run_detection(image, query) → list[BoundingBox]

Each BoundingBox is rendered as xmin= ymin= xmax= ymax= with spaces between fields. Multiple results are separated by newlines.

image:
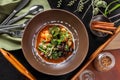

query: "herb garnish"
xmin=38 ymin=25 xmax=74 ymax=59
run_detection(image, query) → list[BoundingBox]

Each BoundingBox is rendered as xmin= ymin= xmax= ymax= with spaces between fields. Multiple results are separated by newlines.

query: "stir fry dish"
xmin=36 ymin=24 xmax=74 ymax=63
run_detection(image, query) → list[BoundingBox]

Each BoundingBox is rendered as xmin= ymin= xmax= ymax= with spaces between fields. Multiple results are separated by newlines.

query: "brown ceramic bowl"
xmin=22 ymin=9 xmax=89 ymax=75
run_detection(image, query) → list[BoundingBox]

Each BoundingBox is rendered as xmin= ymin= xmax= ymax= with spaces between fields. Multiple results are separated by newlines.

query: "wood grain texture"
xmin=71 ymin=26 xmax=120 ymax=80
xmin=85 ymin=49 xmax=120 ymax=80
xmin=104 ymin=32 xmax=120 ymax=50
xmin=0 ymin=49 xmax=36 ymax=80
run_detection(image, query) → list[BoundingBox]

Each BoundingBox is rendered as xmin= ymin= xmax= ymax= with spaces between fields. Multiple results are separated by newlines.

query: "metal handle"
xmin=0 ymin=24 xmax=23 ymax=30
xmin=0 ymin=30 xmax=11 ymax=35
xmin=1 ymin=10 xmax=17 ymax=25
xmin=0 ymin=30 xmax=23 ymax=38
xmin=7 ymin=12 xmax=28 ymax=25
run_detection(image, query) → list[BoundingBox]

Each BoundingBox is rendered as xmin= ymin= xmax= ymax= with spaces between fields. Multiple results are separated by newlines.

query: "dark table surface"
xmin=0 ymin=0 xmax=120 ymax=80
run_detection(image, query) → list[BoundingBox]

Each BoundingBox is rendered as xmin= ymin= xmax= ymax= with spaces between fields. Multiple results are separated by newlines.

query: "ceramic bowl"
xmin=22 ymin=9 xmax=89 ymax=75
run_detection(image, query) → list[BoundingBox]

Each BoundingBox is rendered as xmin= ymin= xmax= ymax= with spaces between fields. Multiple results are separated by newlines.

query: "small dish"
xmin=94 ymin=52 xmax=115 ymax=72
xmin=78 ymin=69 xmax=95 ymax=80
xmin=90 ymin=15 xmax=111 ymax=37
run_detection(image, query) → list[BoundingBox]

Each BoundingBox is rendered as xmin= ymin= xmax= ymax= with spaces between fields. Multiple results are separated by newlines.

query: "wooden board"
xmin=76 ymin=49 xmax=120 ymax=80
xmin=71 ymin=26 xmax=120 ymax=80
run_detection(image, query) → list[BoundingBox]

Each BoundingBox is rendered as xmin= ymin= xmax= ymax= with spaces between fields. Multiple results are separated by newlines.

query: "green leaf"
xmin=96 ymin=1 xmax=107 ymax=8
xmin=94 ymin=0 xmax=100 ymax=5
xmin=49 ymin=26 xmax=60 ymax=37
xmin=57 ymin=0 xmax=62 ymax=8
xmin=108 ymin=4 xmax=120 ymax=14
xmin=67 ymin=0 xmax=77 ymax=6
xmin=52 ymin=52 xmax=59 ymax=59
xmin=59 ymin=31 xmax=67 ymax=42
xmin=58 ymin=51 xmax=62 ymax=56
xmin=57 ymin=39 xmax=62 ymax=45
xmin=104 ymin=0 xmax=119 ymax=15
xmin=51 ymin=39 xmax=58 ymax=46
xmin=93 ymin=7 xmax=99 ymax=15
xmin=38 ymin=46 xmax=46 ymax=53
xmin=47 ymin=43 xmax=53 ymax=48
xmin=65 ymin=44 xmax=69 ymax=51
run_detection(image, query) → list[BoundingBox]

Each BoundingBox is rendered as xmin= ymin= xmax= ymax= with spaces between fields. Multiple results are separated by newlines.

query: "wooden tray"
xmin=71 ymin=26 xmax=120 ymax=80
xmin=75 ymin=49 xmax=120 ymax=80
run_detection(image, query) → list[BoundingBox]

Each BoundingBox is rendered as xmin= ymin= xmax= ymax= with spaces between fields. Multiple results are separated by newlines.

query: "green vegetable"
xmin=104 ymin=0 xmax=119 ymax=15
xmin=96 ymin=1 xmax=107 ymax=8
xmin=74 ymin=0 xmax=85 ymax=12
xmin=67 ymin=0 xmax=77 ymax=6
xmin=57 ymin=0 xmax=63 ymax=8
xmin=60 ymin=32 xmax=66 ymax=41
xmin=47 ymin=43 xmax=53 ymax=48
xmin=93 ymin=0 xmax=100 ymax=5
xmin=92 ymin=0 xmax=108 ymax=15
xmin=38 ymin=25 xmax=74 ymax=60
xmin=51 ymin=39 xmax=58 ymax=46
xmin=38 ymin=45 xmax=46 ymax=53
xmin=107 ymin=3 xmax=120 ymax=15
xmin=58 ymin=51 xmax=62 ymax=56
xmin=49 ymin=26 xmax=60 ymax=37
xmin=57 ymin=0 xmax=108 ymax=16
xmin=65 ymin=44 xmax=69 ymax=51
xmin=60 ymin=31 xmax=70 ymax=42
xmin=51 ymin=51 xmax=59 ymax=59
xmin=93 ymin=7 xmax=99 ymax=15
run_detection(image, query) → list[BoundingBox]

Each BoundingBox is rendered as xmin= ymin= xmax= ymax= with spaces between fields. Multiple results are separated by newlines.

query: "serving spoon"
xmin=7 ymin=5 xmax=44 ymax=25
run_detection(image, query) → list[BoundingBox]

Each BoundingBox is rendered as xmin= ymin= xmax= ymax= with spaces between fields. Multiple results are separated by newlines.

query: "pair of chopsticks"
xmin=0 ymin=48 xmax=36 ymax=80
xmin=71 ymin=26 xmax=120 ymax=80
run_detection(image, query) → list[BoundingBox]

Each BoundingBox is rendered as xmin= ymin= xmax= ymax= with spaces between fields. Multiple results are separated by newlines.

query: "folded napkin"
xmin=0 ymin=0 xmax=51 ymax=50
xmin=0 ymin=0 xmax=21 ymax=23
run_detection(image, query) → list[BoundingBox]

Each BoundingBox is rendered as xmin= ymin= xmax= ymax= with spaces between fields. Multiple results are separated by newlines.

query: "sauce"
xmin=36 ymin=24 xmax=74 ymax=63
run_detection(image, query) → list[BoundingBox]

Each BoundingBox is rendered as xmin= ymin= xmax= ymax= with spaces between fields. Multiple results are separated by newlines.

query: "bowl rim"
xmin=22 ymin=9 xmax=89 ymax=75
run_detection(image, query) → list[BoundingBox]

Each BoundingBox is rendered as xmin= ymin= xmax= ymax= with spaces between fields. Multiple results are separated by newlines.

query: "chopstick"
xmin=71 ymin=26 xmax=120 ymax=80
xmin=0 ymin=48 xmax=36 ymax=80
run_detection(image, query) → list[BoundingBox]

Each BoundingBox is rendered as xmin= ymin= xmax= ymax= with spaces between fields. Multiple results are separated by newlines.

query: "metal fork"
xmin=0 ymin=24 xmax=24 ymax=30
xmin=0 ymin=19 xmax=29 ymax=30
xmin=0 ymin=19 xmax=29 ymax=38
xmin=0 ymin=30 xmax=24 ymax=38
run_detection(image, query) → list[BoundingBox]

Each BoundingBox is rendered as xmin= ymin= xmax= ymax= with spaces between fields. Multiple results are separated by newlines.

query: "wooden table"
xmin=76 ymin=49 xmax=120 ymax=80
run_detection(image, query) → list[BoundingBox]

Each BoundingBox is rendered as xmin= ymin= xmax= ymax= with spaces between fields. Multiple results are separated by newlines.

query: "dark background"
xmin=0 ymin=0 xmax=120 ymax=80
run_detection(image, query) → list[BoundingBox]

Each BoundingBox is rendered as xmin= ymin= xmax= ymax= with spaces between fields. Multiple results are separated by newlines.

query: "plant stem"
xmin=82 ymin=3 xmax=92 ymax=19
xmin=108 ymin=4 xmax=120 ymax=14
xmin=104 ymin=0 xmax=119 ymax=15
xmin=109 ymin=13 xmax=120 ymax=19
xmin=74 ymin=0 xmax=89 ymax=12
